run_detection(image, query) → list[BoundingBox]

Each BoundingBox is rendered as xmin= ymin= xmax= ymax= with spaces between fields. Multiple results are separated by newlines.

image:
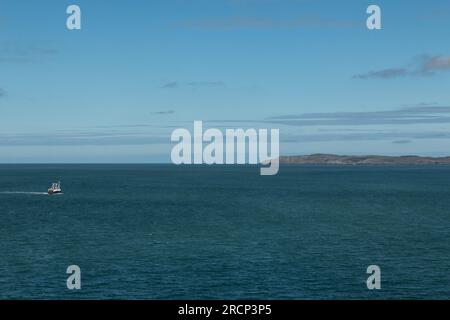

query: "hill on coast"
xmin=279 ymin=154 xmax=450 ymax=165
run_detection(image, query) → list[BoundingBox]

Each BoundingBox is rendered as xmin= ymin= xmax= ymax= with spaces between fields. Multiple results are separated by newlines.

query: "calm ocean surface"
xmin=0 ymin=164 xmax=449 ymax=299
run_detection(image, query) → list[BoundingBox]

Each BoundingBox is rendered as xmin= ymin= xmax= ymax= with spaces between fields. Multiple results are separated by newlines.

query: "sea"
xmin=0 ymin=164 xmax=449 ymax=299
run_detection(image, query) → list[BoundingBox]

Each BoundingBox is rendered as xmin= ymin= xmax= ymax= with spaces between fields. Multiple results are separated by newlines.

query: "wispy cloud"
xmin=401 ymin=102 xmax=439 ymax=108
xmin=353 ymin=68 xmax=409 ymax=80
xmin=203 ymin=105 xmax=450 ymax=145
xmin=353 ymin=55 xmax=450 ymax=79
xmin=0 ymin=42 xmax=58 ymax=64
xmin=187 ymin=81 xmax=225 ymax=87
xmin=393 ymin=140 xmax=412 ymax=144
xmin=161 ymin=81 xmax=179 ymax=89
xmin=279 ymin=131 xmax=450 ymax=143
xmin=4 ymin=105 xmax=450 ymax=147
xmin=0 ymin=88 xmax=6 ymax=97
xmin=151 ymin=110 xmax=175 ymax=115
xmin=162 ymin=81 xmax=225 ymax=89
xmin=422 ymin=55 xmax=450 ymax=73
xmin=266 ymin=106 xmax=450 ymax=126
xmin=0 ymin=130 xmax=168 ymax=146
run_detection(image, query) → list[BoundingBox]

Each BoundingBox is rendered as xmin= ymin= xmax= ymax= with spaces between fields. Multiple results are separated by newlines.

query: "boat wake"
xmin=0 ymin=191 xmax=50 ymax=195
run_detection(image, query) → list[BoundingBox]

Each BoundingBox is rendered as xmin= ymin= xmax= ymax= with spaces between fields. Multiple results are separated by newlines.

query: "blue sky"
xmin=0 ymin=0 xmax=450 ymax=162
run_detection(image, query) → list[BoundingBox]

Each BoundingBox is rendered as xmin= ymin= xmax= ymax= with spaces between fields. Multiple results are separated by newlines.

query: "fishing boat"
xmin=48 ymin=181 xmax=62 ymax=195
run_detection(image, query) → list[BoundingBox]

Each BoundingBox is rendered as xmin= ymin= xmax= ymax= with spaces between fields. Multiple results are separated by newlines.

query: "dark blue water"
xmin=0 ymin=164 xmax=449 ymax=299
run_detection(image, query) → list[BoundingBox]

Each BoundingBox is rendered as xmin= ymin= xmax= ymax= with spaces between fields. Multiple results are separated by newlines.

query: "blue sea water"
xmin=0 ymin=164 xmax=449 ymax=299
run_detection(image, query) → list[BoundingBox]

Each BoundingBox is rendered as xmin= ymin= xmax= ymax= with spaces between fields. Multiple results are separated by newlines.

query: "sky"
xmin=0 ymin=0 xmax=450 ymax=162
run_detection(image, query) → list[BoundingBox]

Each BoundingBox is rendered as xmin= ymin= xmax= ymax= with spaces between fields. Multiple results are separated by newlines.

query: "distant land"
xmin=279 ymin=154 xmax=450 ymax=165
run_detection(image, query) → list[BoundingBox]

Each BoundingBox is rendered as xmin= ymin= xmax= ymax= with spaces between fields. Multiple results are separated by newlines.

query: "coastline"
xmin=279 ymin=154 xmax=450 ymax=165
